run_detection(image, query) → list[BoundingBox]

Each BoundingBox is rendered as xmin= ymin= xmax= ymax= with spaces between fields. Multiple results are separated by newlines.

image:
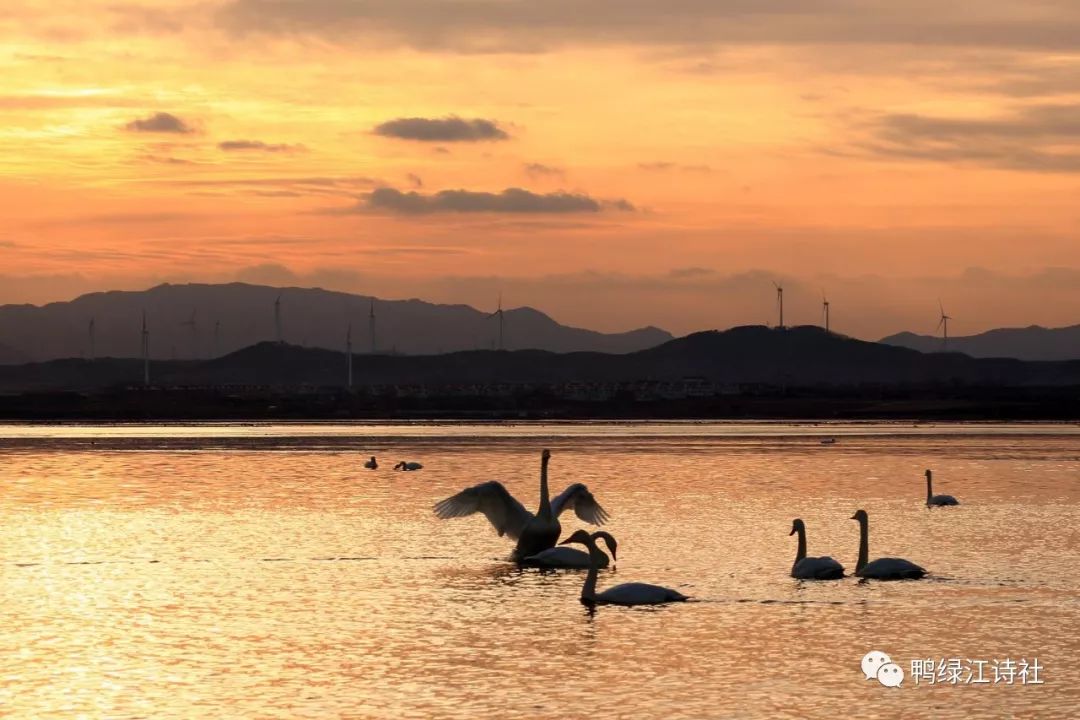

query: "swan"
xmin=433 ymin=449 xmax=609 ymax=561
xmin=364 ymin=456 xmax=378 ymax=470
xmin=561 ymin=530 xmax=688 ymax=605
xmin=523 ymin=531 xmax=616 ymax=569
xmin=789 ymin=519 xmax=845 ymax=580
xmin=925 ymin=469 xmax=959 ymax=507
xmin=395 ymin=461 xmax=423 ymax=471
xmin=850 ymin=509 xmax=926 ymax=580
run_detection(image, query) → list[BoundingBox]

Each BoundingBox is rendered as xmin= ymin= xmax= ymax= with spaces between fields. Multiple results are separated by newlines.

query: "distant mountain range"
xmin=3 ymin=326 xmax=1078 ymax=393
xmin=880 ymin=324 xmax=1080 ymax=361
xmin=0 ymin=283 xmax=672 ymax=363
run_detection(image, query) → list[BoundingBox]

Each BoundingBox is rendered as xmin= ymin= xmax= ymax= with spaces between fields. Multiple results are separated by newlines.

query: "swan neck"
xmin=857 ymin=519 xmax=869 ymax=573
xmin=581 ymin=537 xmax=600 ymax=601
xmin=538 ymin=454 xmax=552 ymax=519
xmin=926 ymin=474 xmax=933 ymax=503
xmin=794 ymin=526 xmax=807 ymax=565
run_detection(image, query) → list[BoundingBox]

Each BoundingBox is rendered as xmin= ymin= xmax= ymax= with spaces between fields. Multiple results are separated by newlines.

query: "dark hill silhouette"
xmin=0 ymin=282 xmax=672 ymax=363
xmin=881 ymin=324 xmax=1080 ymax=361
xmin=3 ymin=325 xmax=1079 ymax=393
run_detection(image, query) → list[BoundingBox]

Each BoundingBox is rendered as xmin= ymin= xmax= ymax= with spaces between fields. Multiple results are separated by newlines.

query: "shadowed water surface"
xmin=2 ymin=422 xmax=1078 ymax=718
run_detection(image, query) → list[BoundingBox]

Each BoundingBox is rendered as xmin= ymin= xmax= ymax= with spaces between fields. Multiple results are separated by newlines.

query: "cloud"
xmin=218 ymin=139 xmax=307 ymax=153
xmin=216 ymin=1 xmax=1080 ymax=54
xmin=858 ymin=103 xmax=1080 ymax=173
xmin=406 ymin=172 xmax=424 ymax=188
xmin=341 ymin=187 xmax=634 ymax=215
xmin=523 ymin=162 xmax=565 ymax=179
xmin=638 ymin=161 xmax=714 ymax=173
xmin=160 ymin=175 xmax=380 ymax=197
xmin=373 ymin=116 xmax=509 ymax=142
xmin=125 ymin=112 xmax=196 ymax=134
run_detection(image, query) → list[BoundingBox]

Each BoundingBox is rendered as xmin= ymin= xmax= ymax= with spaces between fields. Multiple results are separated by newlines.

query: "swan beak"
xmin=849 ymin=513 xmax=857 ymax=520
xmin=559 ymin=537 xmax=573 ymax=545
xmin=788 ymin=527 xmax=796 ymax=536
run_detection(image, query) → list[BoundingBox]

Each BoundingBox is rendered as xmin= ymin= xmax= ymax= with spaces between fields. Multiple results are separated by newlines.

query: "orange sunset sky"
xmin=1 ymin=1 xmax=1079 ymax=339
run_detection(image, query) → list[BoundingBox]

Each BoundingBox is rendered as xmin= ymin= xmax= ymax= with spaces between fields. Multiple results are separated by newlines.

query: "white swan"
xmin=789 ymin=519 xmax=845 ymax=580
xmin=925 ymin=469 xmax=959 ymax=507
xmin=851 ymin=509 xmax=926 ymax=580
xmin=561 ymin=530 xmax=688 ymax=605
xmin=523 ymin=531 xmax=616 ymax=569
xmin=433 ymin=449 xmax=609 ymax=561
xmin=363 ymin=456 xmax=378 ymax=470
xmin=395 ymin=461 xmax=423 ymax=471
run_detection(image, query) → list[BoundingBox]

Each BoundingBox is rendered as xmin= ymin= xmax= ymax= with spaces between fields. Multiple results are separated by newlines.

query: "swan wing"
xmin=522 ymin=546 xmax=601 ymax=568
xmin=433 ymin=481 xmax=533 ymax=539
xmin=597 ymin=582 xmax=688 ymax=605
xmin=793 ymin=556 xmax=845 ymax=580
xmin=930 ymin=494 xmax=959 ymax=506
xmin=859 ymin=557 xmax=926 ymax=580
xmin=551 ymin=483 xmax=610 ymax=526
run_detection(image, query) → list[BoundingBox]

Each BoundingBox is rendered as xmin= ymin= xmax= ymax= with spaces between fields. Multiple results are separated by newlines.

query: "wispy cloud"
xmin=218 ymin=139 xmax=307 ymax=153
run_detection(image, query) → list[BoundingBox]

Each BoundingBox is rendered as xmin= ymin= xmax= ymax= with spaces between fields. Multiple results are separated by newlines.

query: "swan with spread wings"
xmin=432 ymin=449 xmax=610 ymax=561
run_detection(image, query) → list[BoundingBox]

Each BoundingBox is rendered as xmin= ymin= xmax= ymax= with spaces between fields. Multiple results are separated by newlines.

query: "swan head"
xmin=591 ymin=531 xmax=618 ymax=561
xmin=925 ymin=469 xmax=932 ymax=478
xmin=542 ymin=448 xmax=551 ymax=461
xmin=560 ymin=529 xmax=592 ymax=547
xmin=851 ymin=509 xmax=868 ymax=523
xmin=790 ymin=518 xmax=805 ymax=536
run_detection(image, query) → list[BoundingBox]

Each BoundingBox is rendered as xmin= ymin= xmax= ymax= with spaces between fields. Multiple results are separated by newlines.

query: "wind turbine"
xmin=822 ymin=292 xmax=830 ymax=333
xmin=489 ymin=292 xmax=505 ymax=350
xmin=140 ymin=311 xmax=150 ymax=386
xmin=274 ymin=295 xmax=283 ymax=344
xmin=937 ymin=300 xmax=952 ymax=351
xmin=345 ymin=322 xmax=353 ymax=388
xmin=88 ymin=317 xmax=96 ymax=361
xmin=180 ymin=309 xmax=198 ymax=359
xmin=368 ymin=298 xmax=377 ymax=354
xmin=773 ymin=282 xmax=784 ymax=329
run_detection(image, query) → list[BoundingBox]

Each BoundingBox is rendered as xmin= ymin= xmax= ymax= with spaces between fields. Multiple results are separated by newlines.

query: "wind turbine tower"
xmin=778 ymin=284 xmax=784 ymax=329
xmin=180 ymin=309 xmax=198 ymax=359
xmin=489 ymin=292 xmax=505 ymax=350
xmin=274 ymin=295 xmax=283 ymax=344
xmin=88 ymin=317 xmax=96 ymax=361
xmin=937 ymin=300 xmax=952 ymax=351
xmin=822 ymin=293 xmax=830 ymax=333
xmin=346 ymin=322 xmax=353 ymax=388
xmin=140 ymin=311 xmax=150 ymax=386
xmin=368 ymin=299 xmax=377 ymax=354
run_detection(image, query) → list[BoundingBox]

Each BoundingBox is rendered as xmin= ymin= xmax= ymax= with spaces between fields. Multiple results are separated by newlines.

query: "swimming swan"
xmin=433 ymin=449 xmax=609 ymax=561
xmin=523 ymin=531 xmax=616 ymax=569
xmin=851 ymin=509 xmax=926 ymax=580
xmin=395 ymin=461 xmax=423 ymax=471
xmin=561 ymin=529 xmax=688 ymax=605
xmin=925 ymin=469 xmax=959 ymax=507
xmin=364 ymin=456 xmax=378 ymax=470
xmin=789 ymin=519 xmax=845 ymax=580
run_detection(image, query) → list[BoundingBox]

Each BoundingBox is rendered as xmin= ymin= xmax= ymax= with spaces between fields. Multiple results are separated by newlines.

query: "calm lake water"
xmin=2 ymin=422 xmax=1079 ymax=719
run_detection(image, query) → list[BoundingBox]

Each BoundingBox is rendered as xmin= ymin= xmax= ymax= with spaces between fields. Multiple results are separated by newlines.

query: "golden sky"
xmin=1 ymin=1 xmax=1079 ymax=338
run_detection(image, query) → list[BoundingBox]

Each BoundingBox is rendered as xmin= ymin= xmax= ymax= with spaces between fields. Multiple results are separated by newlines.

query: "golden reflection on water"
xmin=2 ymin=424 xmax=1079 ymax=718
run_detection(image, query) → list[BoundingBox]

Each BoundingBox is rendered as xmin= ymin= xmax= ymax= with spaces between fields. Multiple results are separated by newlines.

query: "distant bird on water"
xmin=395 ymin=461 xmax=423 ymax=471
xmin=924 ymin=469 xmax=959 ymax=507
xmin=364 ymin=456 xmax=378 ymax=470
xmin=789 ymin=519 xmax=845 ymax=580
xmin=561 ymin=530 xmax=688 ymax=605
xmin=433 ymin=449 xmax=609 ymax=561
